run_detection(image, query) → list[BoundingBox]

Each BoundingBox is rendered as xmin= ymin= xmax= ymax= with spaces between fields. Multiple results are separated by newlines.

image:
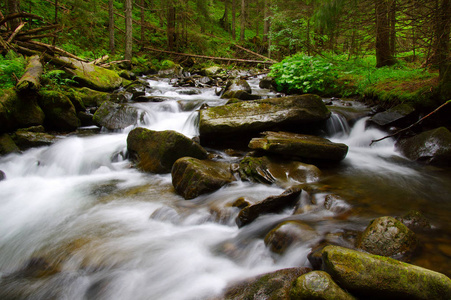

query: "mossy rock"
xmin=322 ymin=245 xmax=451 ymax=300
xmin=199 ymin=94 xmax=331 ymax=139
xmin=171 ymin=157 xmax=236 ymax=199
xmin=60 ymin=57 xmax=123 ymax=91
xmin=396 ymin=127 xmax=451 ymax=166
xmin=291 ymin=271 xmax=356 ymax=300
xmin=238 ymin=155 xmax=321 ymax=187
xmin=249 ymin=131 xmax=348 ymax=162
xmin=202 ymin=65 xmax=222 ymax=76
xmin=0 ymin=88 xmax=45 ymax=133
xmin=357 ymin=216 xmax=418 ymax=261
xmin=221 ymin=90 xmax=261 ymax=100
xmin=12 ymin=130 xmax=59 ymax=150
xmin=0 ymin=133 xmax=19 ymax=155
xmin=127 ymin=127 xmax=208 ymax=174
xmin=65 ymin=87 xmax=111 ymax=108
xmin=92 ymin=101 xmax=139 ymax=130
xmin=38 ymin=90 xmax=80 ymax=132
xmin=264 ymin=220 xmax=319 ymax=254
xmin=220 ymin=267 xmax=311 ymax=300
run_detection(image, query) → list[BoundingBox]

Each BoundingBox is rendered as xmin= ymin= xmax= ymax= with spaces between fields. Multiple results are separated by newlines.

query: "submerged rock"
xmin=291 ymin=271 xmax=356 ymax=300
xmin=322 ymin=245 xmax=451 ymax=300
xmin=219 ymin=267 xmax=311 ymax=300
xmin=396 ymin=210 xmax=432 ymax=232
xmin=199 ymin=94 xmax=331 ymax=139
xmin=236 ymin=185 xmax=302 ymax=227
xmin=171 ymin=157 xmax=236 ymax=200
xmin=264 ymin=220 xmax=319 ymax=254
xmin=0 ymin=170 xmax=5 ymax=181
xmin=127 ymin=127 xmax=208 ymax=173
xmin=93 ymin=101 xmax=139 ymax=130
xmin=238 ymin=155 xmax=321 ymax=187
xmin=249 ymin=131 xmax=348 ymax=162
xmin=396 ymin=127 xmax=451 ymax=166
xmin=357 ymin=216 xmax=418 ymax=261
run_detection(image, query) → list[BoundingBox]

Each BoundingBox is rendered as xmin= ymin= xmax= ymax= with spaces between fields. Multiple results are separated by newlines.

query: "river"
xmin=0 ymin=77 xmax=450 ymax=299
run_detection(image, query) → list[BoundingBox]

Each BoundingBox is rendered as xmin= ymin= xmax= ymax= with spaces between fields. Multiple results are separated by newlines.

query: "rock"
xmin=60 ymin=57 xmax=123 ymax=91
xmin=324 ymin=194 xmax=351 ymax=214
xmin=118 ymin=70 xmax=136 ymax=80
xmin=369 ymin=103 xmax=416 ymax=127
xmin=12 ymin=130 xmax=59 ymax=150
xmin=236 ymin=185 xmax=302 ymax=227
xmin=220 ymin=267 xmax=311 ymax=300
xmin=238 ymin=156 xmax=321 ymax=187
xmin=322 ymin=245 xmax=451 ymax=300
xmin=158 ymin=65 xmax=183 ymax=78
xmin=0 ymin=170 xmax=5 ymax=181
xmin=171 ymin=157 xmax=236 ymax=200
xmin=259 ymin=77 xmax=277 ymax=90
xmin=249 ymin=131 xmax=348 ymax=162
xmin=65 ymin=87 xmax=111 ymax=108
xmin=221 ymin=90 xmax=262 ymax=100
xmin=38 ymin=90 xmax=80 ymax=132
xmin=291 ymin=271 xmax=356 ymax=300
xmin=264 ymin=220 xmax=319 ymax=254
xmin=199 ymin=94 xmax=331 ymax=139
xmin=357 ymin=216 xmax=418 ymax=261
xmin=396 ymin=127 xmax=451 ymax=166
xmin=127 ymin=127 xmax=208 ymax=173
xmin=93 ymin=101 xmax=139 ymax=130
xmin=223 ymin=78 xmax=252 ymax=94
xmin=396 ymin=210 xmax=432 ymax=232
xmin=202 ymin=66 xmax=222 ymax=76
xmin=0 ymin=133 xmax=20 ymax=155
xmin=78 ymin=111 xmax=94 ymax=126
xmin=0 ymin=88 xmax=45 ymax=133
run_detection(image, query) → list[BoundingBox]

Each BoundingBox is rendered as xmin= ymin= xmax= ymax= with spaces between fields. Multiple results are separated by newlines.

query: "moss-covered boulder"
xmin=127 ymin=127 xmax=208 ymax=174
xmin=291 ymin=271 xmax=356 ymax=300
xmin=221 ymin=90 xmax=261 ymax=100
xmin=238 ymin=156 xmax=321 ymax=187
xmin=12 ymin=130 xmax=59 ymax=150
xmin=222 ymin=78 xmax=252 ymax=95
xmin=0 ymin=133 xmax=19 ymax=155
xmin=357 ymin=216 xmax=418 ymax=261
xmin=249 ymin=131 xmax=348 ymax=162
xmin=171 ymin=157 xmax=236 ymax=199
xmin=0 ymin=88 xmax=45 ymax=133
xmin=93 ymin=101 xmax=139 ymax=130
xmin=60 ymin=57 xmax=123 ymax=91
xmin=38 ymin=90 xmax=80 ymax=132
xmin=202 ymin=65 xmax=222 ymax=76
xmin=396 ymin=127 xmax=451 ymax=166
xmin=236 ymin=186 xmax=302 ymax=227
xmin=322 ymin=245 xmax=451 ymax=300
xmin=264 ymin=220 xmax=319 ymax=254
xmin=219 ymin=268 xmax=311 ymax=300
xmin=65 ymin=87 xmax=111 ymax=108
xmin=199 ymin=94 xmax=331 ymax=139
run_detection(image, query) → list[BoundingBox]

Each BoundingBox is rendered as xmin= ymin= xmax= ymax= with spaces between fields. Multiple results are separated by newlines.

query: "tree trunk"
xmin=375 ymin=0 xmax=396 ymax=67
xmin=167 ymin=0 xmax=176 ymax=50
xmin=436 ymin=0 xmax=451 ymax=99
xmin=109 ymin=0 xmax=115 ymax=54
xmin=7 ymin=0 xmax=21 ymax=30
xmin=240 ymin=0 xmax=245 ymax=41
xmin=220 ymin=0 xmax=229 ymax=32
xmin=125 ymin=0 xmax=133 ymax=61
xmin=141 ymin=0 xmax=145 ymax=44
xmin=389 ymin=0 xmax=396 ymax=56
xmin=232 ymin=0 xmax=236 ymax=40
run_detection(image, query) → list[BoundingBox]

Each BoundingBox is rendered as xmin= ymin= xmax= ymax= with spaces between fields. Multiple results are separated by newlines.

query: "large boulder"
xmin=249 ymin=131 xmax=348 ymax=162
xmin=0 ymin=88 xmax=45 ymax=133
xmin=12 ymin=129 xmax=59 ymax=150
xmin=171 ymin=157 xmax=236 ymax=199
xmin=221 ymin=90 xmax=261 ymax=100
xmin=238 ymin=156 xmax=321 ymax=187
xmin=127 ymin=127 xmax=208 ymax=173
xmin=199 ymin=94 xmax=331 ymax=139
xmin=291 ymin=271 xmax=356 ymax=300
xmin=322 ymin=245 xmax=451 ymax=300
xmin=60 ymin=56 xmax=123 ymax=91
xmin=236 ymin=186 xmax=302 ymax=227
xmin=38 ymin=90 xmax=80 ymax=132
xmin=219 ymin=268 xmax=311 ymax=300
xmin=65 ymin=87 xmax=111 ymax=108
xmin=0 ymin=133 xmax=19 ymax=155
xmin=93 ymin=101 xmax=139 ymax=130
xmin=264 ymin=220 xmax=319 ymax=254
xmin=369 ymin=103 xmax=416 ymax=128
xmin=221 ymin=78 xmax=252 ymax=95
xmin=357 ymin=216 xmax=418 ymax=261
xmin=396 ymin=127 xmax=451 ymax=166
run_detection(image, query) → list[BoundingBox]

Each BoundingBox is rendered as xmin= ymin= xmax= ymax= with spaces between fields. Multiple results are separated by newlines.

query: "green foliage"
xmin=269 ymin=53 xmax=338 ymax=94
xmin=0 ymin=52 xmax=26 ymax=89
xmin=41 ymin=70 xmax=78 ymax=87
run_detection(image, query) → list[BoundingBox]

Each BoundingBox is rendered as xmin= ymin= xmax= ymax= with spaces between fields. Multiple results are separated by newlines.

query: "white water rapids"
xmin=0 ymin=78 xmax=450 ymax=299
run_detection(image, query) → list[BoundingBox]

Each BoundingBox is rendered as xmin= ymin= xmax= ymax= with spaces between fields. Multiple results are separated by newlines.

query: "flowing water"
xmin=0 ymin=78 xmax=450 ymax=299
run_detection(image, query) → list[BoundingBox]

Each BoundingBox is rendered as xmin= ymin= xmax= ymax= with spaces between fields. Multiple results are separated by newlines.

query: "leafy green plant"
xmin=0 ymin=52 xmax=26 ymax=89
xmin=269 ymin=53 xmax=338 ymax=95
xmin=42 ymin=69 xmax=78 ymax=87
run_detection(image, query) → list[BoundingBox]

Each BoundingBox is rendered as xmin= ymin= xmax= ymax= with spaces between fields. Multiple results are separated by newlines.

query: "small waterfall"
xmin=325 ymin=112 xmax=350 ymax=137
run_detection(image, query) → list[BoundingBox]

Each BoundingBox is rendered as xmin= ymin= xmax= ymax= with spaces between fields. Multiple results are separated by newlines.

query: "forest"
xmin=1 ymin=0 xmax=450 ymax=104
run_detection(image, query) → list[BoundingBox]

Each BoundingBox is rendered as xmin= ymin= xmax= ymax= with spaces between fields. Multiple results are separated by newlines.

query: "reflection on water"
xmin=0 ymin=78 xmax=450 ymax=299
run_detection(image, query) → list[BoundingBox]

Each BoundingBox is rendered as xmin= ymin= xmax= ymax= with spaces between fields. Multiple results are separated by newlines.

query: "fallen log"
xmin=16 ymin=33 xmax=57 ymax=41
xmin=16 ymin=55 xmax=43 ymax=92
xmin=89 ymin=55 xmax=109 ymax=65
xmin=233 ymin=44 xmax=277 ymax=63
xmin=17 ymin=25 xmax=60 ymax=36
xmin=14 ymin=44 xmax=76 ymax=69
xmin=0 ymin=35 xmax=11 ymax=52
xmin=144 ymin=47 xmax=275 ymax=65
xmin=18 ymin=40 xmax=88 ymax=62
xmin=7 ymin=22 xmax=26 ymax=43
xmin=0 ymin=13 xmax=43 ymax=28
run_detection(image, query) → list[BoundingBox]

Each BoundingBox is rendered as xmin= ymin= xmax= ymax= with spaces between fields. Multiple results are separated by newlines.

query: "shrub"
xmin=0 ymin=52 xmax=26 ymax=89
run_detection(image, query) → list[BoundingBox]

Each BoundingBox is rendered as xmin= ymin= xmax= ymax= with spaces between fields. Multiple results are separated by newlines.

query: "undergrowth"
xmin=0 ymin=52 xmax=26 ymax=89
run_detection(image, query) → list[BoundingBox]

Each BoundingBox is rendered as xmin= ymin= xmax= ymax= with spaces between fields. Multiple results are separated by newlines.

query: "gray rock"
xmin=264 ymin=220 xmax=319 ymax=254
xmin=370 ymin=103 xmax=416 ymax=127
xmin=0 ymin=133 xmax=20 ymax=155
xmin=12 ymin=130 xmax=59 ymax=150
xmin=93 ymin=101 xmax=139 ymax=130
